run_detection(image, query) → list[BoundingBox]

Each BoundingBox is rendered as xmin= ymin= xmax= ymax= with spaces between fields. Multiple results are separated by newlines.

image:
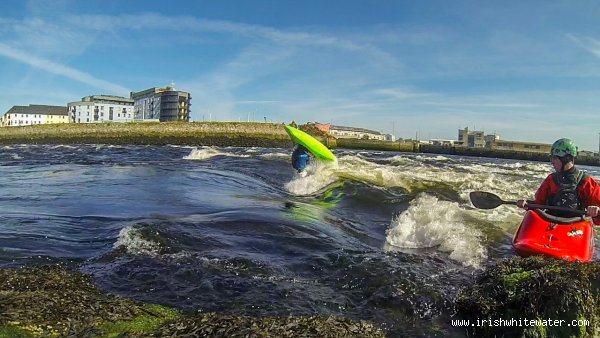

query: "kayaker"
xmin=292 ymin=144 xmax=310 ymax=177
xmin=517 ymin=138 xmax=600 ymax=222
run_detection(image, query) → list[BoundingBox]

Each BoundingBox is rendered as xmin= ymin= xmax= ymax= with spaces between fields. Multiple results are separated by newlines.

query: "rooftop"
xmin=82 ymin=95 xmax=134 ymax=103
xmin=6 ymin=104 xmax=67 ymax=116
xmin=130 ymin=86 xmax=190 ymax=98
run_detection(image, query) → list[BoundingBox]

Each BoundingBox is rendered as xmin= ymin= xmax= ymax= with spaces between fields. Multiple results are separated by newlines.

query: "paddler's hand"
xmin=585 ymin=206 xmax=600 ymax=217
xmin=516 ymin=199 xmax=528 ymax=209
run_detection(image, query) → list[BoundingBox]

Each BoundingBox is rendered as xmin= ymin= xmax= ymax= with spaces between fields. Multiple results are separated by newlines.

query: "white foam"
xmin=183 ymin=147 xmax=250 ymax=160
xmin=113 ymin=226 xmax=161 ymax=256
xmin=284 ymin=153 xmax=476 ymax=194
xmin=299 ymin=153 xmax=547 ymax=201
xmin=414 ymin=155 xmax=450 ymax=161
xmin=259 ymin=152 xmax=289 ymax=160
xmin=167 ymin=145 xmax=196 ymax=149
xmin=335 ymin=154 xmax=470 ymax=192
xmin=384 ymin=194 xmax=487 ymax=269
xmin=284 ymin=160 xmax=339 ymax=195
xmin=49 ymin=144 xmax=77 ymax=149
xmin=244 ymin=147 xmax=261 ymax=153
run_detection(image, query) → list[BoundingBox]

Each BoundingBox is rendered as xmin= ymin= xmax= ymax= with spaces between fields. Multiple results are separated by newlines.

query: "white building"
xmin=67 ymin=95 xmax=134 ymax=123
xmin=1 ymin=105 xmax=68 ymax=127
xmin=458 ymin=127 xmax=485 ymax=147
xmin=429 ymin=139 xmax=455 ymax=146
xmin=330 ymin=125 xmax=386 ymax=140
xmin=384 ymin=134 xmax=396 ymax=141
xmin=130 ymin=86 xmax=191 ymax=122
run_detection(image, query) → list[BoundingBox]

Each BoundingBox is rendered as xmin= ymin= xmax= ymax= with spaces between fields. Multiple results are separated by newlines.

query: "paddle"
xmin=469 ymin=191 xmax=587 ymax=216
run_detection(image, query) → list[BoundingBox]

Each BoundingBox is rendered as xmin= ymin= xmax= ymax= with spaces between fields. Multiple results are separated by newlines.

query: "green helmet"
xmin=550 ymin=138 xmax=577 ymax=158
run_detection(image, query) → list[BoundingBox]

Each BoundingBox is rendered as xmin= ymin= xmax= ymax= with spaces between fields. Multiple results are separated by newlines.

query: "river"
xmin=1 ymin=144 xmax=598 ymax=336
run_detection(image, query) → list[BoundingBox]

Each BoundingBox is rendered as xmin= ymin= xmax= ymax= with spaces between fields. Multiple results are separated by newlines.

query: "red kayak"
xmin=512 ymin=209 xmax=594 ymax=262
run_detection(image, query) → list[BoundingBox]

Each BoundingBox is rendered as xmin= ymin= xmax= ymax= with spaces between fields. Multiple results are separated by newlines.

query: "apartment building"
xmin=1 ymin=105 xmax=68 ymax=127
xmin=67 ymin=95 xmax=134 ymax=123
xmin=130 ymin=86 xmax=191 ymax=122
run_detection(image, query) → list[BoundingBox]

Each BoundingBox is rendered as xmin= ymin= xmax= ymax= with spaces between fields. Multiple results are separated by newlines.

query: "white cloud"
xmin=372 ymin=87 xmax=434 ymax=100
xmin=566 ymin=34 xmax=600 ymax=58
xmin=422 ymin=101 xmax=541 ymax=109
xmin=0 ymin=42 xmax=130 ymax=95
xmin=63 ymin=13 xmax=399 ymax=67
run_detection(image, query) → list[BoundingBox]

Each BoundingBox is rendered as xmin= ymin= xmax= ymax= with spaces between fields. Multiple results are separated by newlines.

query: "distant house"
xmin=329 ymin=125 xmax=386 ymax=140
xmin=1 ymin=105 xmax=68 ymax=127
xmin=67 ymin=95 xmax=134 ymax=123
xmin=130 ymin=86 xmax=191 ymax=122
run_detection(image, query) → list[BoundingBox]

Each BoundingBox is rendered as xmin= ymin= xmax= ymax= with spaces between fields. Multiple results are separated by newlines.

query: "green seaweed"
xmin=456 ymin=257 xmax=600 ymax=337
xmin=98 ymin=305 xmax=180 ymax=337
xmin=0 ymin=324 xmax=35 ymax=338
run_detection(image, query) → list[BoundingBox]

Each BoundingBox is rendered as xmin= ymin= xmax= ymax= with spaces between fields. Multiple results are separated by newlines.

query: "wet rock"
xmin=0 ymin=264 xmax=170 ymax=337
xmin=455 ymin=257 xmax=600 ymax=337
xmin=144 ymin=313 xmax=385 ymax=338
xmin=0 ymin=265 xmax=384 ymax=337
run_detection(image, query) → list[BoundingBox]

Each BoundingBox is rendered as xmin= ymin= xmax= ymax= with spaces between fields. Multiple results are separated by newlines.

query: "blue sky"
xmin=2 ymin=1 xmax=600 ymax=151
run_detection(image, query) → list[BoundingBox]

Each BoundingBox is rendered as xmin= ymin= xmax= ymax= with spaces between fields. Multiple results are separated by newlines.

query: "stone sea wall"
xmin=335 ymin=138 xmax=416 ymax=152
xmin=420 ymin=144 xmax=600 ymax=167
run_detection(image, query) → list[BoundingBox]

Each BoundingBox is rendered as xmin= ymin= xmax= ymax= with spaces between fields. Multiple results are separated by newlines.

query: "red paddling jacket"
xmin=534 ymin=167 xmax=600 ymax=225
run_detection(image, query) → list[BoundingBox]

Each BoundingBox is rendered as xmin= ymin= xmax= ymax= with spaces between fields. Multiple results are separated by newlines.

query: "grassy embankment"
xmin=0 ymin=122 xmax=292 ymax=148
xmin=1 ymin=122 xmax=598 ymax=166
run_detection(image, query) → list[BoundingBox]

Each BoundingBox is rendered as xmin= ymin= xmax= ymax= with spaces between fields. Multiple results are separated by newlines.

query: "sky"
xmin=1 ymin=1 xmax=600 ymax=151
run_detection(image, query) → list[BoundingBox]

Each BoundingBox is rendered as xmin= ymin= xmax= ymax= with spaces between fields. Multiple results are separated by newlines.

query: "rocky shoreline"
xmin=4 ymin=258 xmax=598 ymax=337
xmin=0 ymin=265 xmax=384 ymax=337
xmin=456 ymin=257 xmax=600 ymax=338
